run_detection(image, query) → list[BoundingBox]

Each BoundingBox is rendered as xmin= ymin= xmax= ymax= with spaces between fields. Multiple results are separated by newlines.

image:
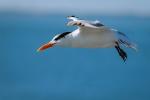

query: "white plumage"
xmin=37 ymin=16 xmax=137 ymax=61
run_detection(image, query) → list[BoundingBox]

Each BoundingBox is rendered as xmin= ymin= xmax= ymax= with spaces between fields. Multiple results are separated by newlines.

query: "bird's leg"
xmin=115 ymin=42 xmax=127 ymax=62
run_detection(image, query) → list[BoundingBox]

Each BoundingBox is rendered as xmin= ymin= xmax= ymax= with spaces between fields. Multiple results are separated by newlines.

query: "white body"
xmin=58 ymin=28 xmax=115 ymax=48
xmin=38 ymin=16 xmax=137 ymax=61
xmin=53 ymin=16 xmax=136 ymax=51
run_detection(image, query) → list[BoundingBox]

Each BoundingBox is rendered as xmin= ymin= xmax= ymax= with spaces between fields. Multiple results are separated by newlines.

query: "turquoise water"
xmin=0 ymin=13 xmax=150 ymax=100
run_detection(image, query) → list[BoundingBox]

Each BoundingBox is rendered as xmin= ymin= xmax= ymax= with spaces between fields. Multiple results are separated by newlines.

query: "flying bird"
xmin=37 ymin=16 xmax=137 ymax=61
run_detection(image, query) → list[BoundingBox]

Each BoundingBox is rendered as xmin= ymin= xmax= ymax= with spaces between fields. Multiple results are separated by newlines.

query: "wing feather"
xmin=67 ymin=20 xmax=104 ymax=29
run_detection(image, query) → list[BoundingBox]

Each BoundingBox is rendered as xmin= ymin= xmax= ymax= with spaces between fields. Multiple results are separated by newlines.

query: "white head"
xmin=37 ymin=32 xmax=71 ymax=51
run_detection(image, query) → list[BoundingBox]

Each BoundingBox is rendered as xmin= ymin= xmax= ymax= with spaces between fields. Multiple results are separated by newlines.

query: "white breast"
xmin=70 ymin=28 xmax=116 ymax=48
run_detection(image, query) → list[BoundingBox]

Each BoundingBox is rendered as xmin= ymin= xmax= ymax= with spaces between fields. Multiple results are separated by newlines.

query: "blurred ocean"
xmin=0 ymin=12 xmax=150 ymax=100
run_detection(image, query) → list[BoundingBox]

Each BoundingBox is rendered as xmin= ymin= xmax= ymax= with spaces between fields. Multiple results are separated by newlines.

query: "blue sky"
xmin=0 ymin=0 xmax=150 ymax=15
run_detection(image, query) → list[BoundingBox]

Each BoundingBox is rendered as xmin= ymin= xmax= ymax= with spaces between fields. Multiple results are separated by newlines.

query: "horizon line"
xmin=0 ymin=9 xmax=150 ymax=17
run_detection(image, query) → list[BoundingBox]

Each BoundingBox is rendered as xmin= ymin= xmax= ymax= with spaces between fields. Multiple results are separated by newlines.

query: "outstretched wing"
xmin=67 ymin=16 xmax=113 ymax=38
xmin=67 ymin=20 xmax=104 ymax=29
xmin=67 ymin=16 xmax=104 ymax=29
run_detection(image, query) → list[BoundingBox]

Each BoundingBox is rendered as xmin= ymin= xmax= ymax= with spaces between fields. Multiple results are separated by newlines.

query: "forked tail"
xmin=115 ymin=30 xmax=138 ymax=51
xmin=118 ymin=39 xmax=137 ymax=51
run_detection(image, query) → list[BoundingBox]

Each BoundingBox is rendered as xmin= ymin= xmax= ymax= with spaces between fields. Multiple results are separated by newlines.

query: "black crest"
xmin=54 ymin=32 xmax=71 ymax=41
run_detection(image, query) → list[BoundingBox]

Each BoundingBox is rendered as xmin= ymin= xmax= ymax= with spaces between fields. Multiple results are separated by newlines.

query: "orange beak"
xmin=37 ymin=42 xmax=56 ymax=52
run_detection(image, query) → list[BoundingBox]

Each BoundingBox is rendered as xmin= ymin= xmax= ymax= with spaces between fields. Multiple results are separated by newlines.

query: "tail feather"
xmin=118 ymin=39 xmax=138 ymax=51
xmin=114 ymin=30 xmax=138 ymax=51
xmin=112 ymin=30 xmax=137 ymax=61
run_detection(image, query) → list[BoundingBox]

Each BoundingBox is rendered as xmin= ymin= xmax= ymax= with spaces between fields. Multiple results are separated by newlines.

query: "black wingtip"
xmin=70 ymin=15 xmax=76 ymax=17
xmin=67 ymin=15 xmax=75 ymax=17
xmin=67 ymin=15 xmax=79 ymax=18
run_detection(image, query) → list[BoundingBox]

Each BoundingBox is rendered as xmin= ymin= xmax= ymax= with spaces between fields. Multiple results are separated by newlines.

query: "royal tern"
xmin=37 ymin=16 xmax=137 ymax=61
